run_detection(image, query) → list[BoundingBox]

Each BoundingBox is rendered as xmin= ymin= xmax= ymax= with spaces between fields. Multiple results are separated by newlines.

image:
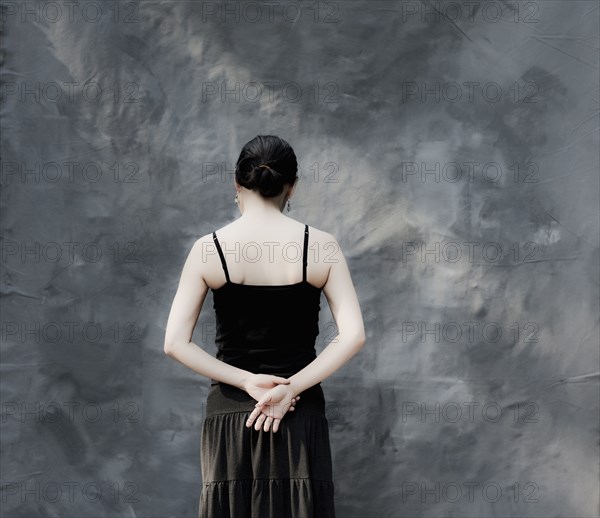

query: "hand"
xmin=243 ymin=373 xmax=293 ymax=403
xmin=246 ymin=384 xmax=297 ymax=433
xmin=250 ymin=393 xmax=302 ymax=433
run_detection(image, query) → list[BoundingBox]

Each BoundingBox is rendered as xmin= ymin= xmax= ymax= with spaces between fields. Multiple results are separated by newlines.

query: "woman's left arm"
xmin=163 ymin=235 xmax=252 ymax=389
xmin=164 ymin=235 xmax=296 ymax=400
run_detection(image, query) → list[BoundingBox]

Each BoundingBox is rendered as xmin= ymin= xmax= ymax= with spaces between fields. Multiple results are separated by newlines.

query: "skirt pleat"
xmin=199 ymin=383 xmax=336 ymax=518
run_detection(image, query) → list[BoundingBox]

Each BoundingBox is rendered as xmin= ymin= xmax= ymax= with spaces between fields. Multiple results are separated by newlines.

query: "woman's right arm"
xmin=286 ymin=232 xmax=366 ymax=397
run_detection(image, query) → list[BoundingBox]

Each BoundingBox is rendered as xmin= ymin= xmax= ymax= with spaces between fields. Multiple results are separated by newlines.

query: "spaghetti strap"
xmin=212 ymin=231 xmax=230 ymax=283
xmin=302 ymin=224 xmax=309 ymax=283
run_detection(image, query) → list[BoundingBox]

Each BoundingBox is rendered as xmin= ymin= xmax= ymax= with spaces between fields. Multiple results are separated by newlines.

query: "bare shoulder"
xmin=185 ymin=232 xmax=225 ymax=288
xmin=191 ymin=232 xmax=215 ymax=253
xmin=305 ymin=225 xmax=345 ymax=286
xmin=307 ymin=225 xmax=342 ymax=255
xmin=187 ymin=232 xmax=219 ymax=272
xmin=307 ymin=224 xmax=334 ymax=241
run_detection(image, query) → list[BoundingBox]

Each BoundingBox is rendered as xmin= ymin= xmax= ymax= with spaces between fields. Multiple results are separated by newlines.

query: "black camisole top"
xmin=210 ymin=224 xmax=323 ymax=386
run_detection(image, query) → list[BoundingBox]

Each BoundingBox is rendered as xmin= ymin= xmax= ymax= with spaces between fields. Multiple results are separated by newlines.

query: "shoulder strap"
xmin=212 ymin=231 xmax=230 ymax=283
xmin=302 ymin=224 xmax=309 ymax=282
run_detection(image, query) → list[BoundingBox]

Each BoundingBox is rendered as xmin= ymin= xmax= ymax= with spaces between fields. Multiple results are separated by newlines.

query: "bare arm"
xmin=163 ymin=236 xmax=253 ymax=390
xmin=287 ymin=233 xmax=366 ymax=397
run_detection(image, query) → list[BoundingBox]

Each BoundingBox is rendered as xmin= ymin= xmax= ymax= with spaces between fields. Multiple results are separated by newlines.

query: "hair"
xmin=234 ymin=135 xmax=298 ymax=198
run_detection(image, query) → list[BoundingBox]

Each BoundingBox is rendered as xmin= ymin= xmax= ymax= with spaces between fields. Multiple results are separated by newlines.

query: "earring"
xmin=234 ymin=192 xmax=239 ymax=204
xmin=287 ymin=199 xmax=291 ymax=212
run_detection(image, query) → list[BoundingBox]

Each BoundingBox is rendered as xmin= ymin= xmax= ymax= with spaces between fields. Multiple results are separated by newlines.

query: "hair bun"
xmin=249 ymin=163 xmax=283 ymax=197
xmin=234 ymin=135 xmax=298 ymax=198
xmin=255 ymin=163 xmax=282 ymax=178
xmin=257 ymin=163 xmax=277 ymax=173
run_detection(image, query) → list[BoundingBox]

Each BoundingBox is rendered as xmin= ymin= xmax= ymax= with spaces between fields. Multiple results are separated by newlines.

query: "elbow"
xmin=164 ymin=339 xmax=191 ymax=357
xmin=342 ymin=328 xmax=365 ymax=350
xmin=164 ymin=341 xmax=177 ymax=357
xmin=353 ymin=322 xmax=366 ymax=349
xmin=354 ymin=331 xmax=366 ymax=350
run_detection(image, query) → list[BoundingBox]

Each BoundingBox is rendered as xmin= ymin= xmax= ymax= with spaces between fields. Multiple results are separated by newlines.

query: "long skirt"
xmin=199 ymin=382 xmax=336 ymax=518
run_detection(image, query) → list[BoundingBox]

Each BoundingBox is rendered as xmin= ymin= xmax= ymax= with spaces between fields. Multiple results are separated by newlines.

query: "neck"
xmin=237 ymin=189 xmax=287 ymax=220
xmin=238 ymin=205 xmax=283 ymax=220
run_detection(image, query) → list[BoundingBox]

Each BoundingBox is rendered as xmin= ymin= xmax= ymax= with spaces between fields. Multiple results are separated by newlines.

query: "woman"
xmin=164 ymin=135 xmax=366 ymax=517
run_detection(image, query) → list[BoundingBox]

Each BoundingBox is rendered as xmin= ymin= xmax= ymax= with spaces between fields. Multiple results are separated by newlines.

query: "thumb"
xmin=271 ymin=376 xmax=290 ymax=384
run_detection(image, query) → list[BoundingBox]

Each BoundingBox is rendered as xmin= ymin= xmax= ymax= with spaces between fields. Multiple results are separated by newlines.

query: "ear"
xmin=287 ymin=177 xmax=298 ymax=198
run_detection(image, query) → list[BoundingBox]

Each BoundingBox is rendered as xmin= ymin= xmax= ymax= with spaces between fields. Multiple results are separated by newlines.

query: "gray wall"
xmin=1 ymin=1 xmax=598 ymax=517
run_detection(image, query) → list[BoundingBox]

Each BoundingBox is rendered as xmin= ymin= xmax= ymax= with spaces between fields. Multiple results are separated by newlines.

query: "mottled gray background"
xmin=1 ymin=1 xmax=599 ymax=517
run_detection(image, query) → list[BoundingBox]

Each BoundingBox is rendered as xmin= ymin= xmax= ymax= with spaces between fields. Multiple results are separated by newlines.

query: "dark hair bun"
xmin=235 ymin=136 xmax=298 ymax=198
xmin=247 ymin=163 xmax=284 ymax=197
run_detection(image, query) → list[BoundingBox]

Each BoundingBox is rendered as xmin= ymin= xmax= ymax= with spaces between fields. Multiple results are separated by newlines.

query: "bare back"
xmin=164 ymin=214 xmax=364 ymax=353
xmin=204 ymin=217 xmax=332 ymax=290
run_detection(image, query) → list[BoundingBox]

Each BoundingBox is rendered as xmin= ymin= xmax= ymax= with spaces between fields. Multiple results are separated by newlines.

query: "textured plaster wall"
xmin=1 ymin=1 xmax=598 ymax=517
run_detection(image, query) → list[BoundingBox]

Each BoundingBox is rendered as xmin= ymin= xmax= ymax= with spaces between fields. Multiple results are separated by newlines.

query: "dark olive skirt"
xmin=199 ymin=382 xmax=336 ymax=518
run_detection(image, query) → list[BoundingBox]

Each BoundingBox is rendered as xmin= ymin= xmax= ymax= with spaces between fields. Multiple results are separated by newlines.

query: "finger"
xmin=249 ymin=405 xmax=263 ymax=424
xmin=246 ymin=407 xmax=261 ymax=428
xmin=246 ymin=409 xmax=258 ymax=428
xmin=254 ymin=413 xmax=265 ymax=431
xmin=272 ymin=418 xmax=281 ymax=433
xmin=254 ymin=413 xmax=267 ymax=431
xmin=263 ymin=415 xmax=272 ymax=432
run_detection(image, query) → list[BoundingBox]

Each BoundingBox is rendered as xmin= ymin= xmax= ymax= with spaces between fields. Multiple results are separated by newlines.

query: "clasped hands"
xmin=243 ymin=373 xmax=300 ymax=433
